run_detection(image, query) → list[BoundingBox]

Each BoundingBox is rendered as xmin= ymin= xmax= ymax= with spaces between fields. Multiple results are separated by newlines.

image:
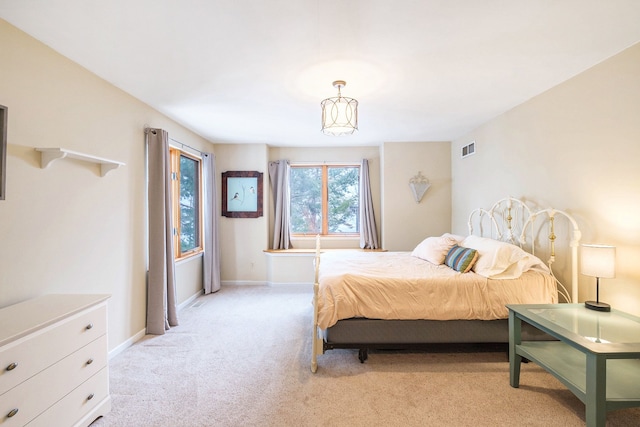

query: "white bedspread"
xmin=316 ymin=251 xmax=557 ymax=329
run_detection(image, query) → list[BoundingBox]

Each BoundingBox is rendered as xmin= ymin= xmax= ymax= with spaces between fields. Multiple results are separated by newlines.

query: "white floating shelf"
xmin=35 ymin=148 xmax=125 ymax=177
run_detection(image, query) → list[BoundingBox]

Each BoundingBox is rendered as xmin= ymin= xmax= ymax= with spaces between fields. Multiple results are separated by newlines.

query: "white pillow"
xmin=461 ymin=235 xmax=549 ymax=279
xmin=441 ymin=233 xmax=465 ymax=243
xmin=411 ymin=235 xmax=459 ymax=265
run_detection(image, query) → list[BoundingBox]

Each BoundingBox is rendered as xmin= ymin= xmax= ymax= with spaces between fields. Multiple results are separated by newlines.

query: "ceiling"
xmin=2 ymin=1 xmax=640 ymax=147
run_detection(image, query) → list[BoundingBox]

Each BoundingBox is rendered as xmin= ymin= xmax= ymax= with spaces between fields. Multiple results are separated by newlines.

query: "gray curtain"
xmin=268 ymin=159 xmax=292 ymax=249
xmin=202 ymin=152 xmax=221 ymax=294
xmin=146 ymin=128 xmax=178 ymax=335
xmin=359 ymin=158 xmax=379 ymax=249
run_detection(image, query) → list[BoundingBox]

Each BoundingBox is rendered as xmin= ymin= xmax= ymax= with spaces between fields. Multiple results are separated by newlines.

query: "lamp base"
xmin=585 ymin=300 xmax=611 ymax=312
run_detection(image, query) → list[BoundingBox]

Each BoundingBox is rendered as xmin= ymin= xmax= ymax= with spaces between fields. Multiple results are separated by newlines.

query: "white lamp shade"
xmin=321 ymin=96 xmax=358 ymax=136
xmin=580 ymin=244 xmax=616 ymax=278
xmin=321 ymin=80 xmax=358 ymax=136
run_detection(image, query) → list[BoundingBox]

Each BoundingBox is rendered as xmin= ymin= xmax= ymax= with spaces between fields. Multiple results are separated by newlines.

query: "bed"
xmin=311 ymin=197 xmax=581 ymax=372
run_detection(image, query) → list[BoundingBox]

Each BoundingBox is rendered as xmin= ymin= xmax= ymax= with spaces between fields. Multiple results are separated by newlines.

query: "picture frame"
xmin=221 ymin=170 xmax=263 ymax=218
xmin=0 ymin=105 xmax=7 ymax=201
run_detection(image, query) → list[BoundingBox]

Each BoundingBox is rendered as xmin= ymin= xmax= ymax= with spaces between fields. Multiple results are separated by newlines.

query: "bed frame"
xmin=311 ymin=196 xmax=581 ymax=372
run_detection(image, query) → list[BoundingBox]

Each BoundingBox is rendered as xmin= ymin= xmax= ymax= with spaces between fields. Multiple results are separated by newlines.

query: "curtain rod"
xmin=290 ymin=161 xmax=361 ymax=166
xmin=170 ymin=138 xmax=206 ymax=156
xmin=144 ymin=126 xmax=207 ymax=156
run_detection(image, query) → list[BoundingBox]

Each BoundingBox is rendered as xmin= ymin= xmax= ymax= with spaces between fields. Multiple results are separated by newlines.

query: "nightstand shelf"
xmin=518 ymin=341 xmax=640 ymax=408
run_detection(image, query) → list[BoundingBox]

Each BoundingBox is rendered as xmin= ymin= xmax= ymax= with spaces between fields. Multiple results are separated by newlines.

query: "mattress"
xmin=316 ymin=251 xmax=557 ymax=329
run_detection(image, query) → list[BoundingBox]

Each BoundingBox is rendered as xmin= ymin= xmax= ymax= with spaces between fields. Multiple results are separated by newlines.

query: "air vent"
xmin=461 ymin=141 xmax=475 ymax=158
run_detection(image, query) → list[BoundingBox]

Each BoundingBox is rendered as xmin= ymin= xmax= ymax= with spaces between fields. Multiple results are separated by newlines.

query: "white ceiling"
xmin=2 ymin=1 xmax=640 ymax=147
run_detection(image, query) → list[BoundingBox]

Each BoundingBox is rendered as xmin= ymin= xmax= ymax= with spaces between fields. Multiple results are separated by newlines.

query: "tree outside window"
xmin=290 ymin=164 xmax=359 ymax=236
xmin=170 ymin=148 xmax=203 ymax=259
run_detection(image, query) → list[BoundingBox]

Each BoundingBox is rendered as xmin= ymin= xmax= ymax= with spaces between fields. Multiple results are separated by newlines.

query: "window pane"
xmin=290 ymin=167 xmax=322 ymax=234
xmin=179 ymin=155 xmax=199 ymax=252
xmin=328 ymin=167 xmax=359 ymax=233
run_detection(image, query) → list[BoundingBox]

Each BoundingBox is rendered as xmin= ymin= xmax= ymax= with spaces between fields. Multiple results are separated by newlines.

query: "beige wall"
xmin=0 ymin=20 xmax=213 ymax=352
xmin=452 ymin=42 xmax=640 ymax=316
xmin=214 ymin=143 xmax=270 ymax=284
xmin=382 ymin=141 xmax=452 ymax=251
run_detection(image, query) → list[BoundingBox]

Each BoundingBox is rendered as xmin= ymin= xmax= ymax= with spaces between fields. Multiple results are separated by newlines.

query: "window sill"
xmin=264 ymin=248 xmax=386 ymax=255
xmin=176 ymin=251 xmax=203 ymax=265
xmin=291 ymin=235 xmax=359 ymax=240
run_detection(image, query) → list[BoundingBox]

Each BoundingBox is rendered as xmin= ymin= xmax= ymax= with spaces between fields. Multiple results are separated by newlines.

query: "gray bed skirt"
xmin=323 ymin=318 xmax=551 ymax=346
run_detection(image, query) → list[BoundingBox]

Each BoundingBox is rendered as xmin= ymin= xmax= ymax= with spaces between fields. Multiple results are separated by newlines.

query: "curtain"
xmin=359 ymin=158 xmax=379 ymax=249
xmin=146 ymin=128 xmax=178 ymax=335
xmin=268 ymin=159 xmax=292 ymax=249
xmin=202 ymin=152 xmax=221 ymax=294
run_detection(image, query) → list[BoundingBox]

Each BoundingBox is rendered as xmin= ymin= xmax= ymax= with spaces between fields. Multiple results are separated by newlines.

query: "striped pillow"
xmin=444 ymin=245 xmax=478 ymax=273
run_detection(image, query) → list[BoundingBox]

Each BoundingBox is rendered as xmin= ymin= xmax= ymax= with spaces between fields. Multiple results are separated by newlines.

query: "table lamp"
xmin=580 ymin=244 xmax=616 ymax=312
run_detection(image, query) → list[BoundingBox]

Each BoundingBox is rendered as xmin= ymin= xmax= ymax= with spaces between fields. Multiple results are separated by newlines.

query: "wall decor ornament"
xmin=222 ymin=170 xmax=263 ymax=218
xmin=409 ymin=171 xmax=431 ymax=203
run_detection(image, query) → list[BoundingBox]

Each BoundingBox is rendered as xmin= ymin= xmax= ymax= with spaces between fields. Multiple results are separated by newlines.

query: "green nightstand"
xmin=508 ymin=303 xmax=640 ymax=427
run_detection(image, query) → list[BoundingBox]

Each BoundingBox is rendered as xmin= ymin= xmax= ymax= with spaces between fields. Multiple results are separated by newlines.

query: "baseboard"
xmin=108 ymin=290 xmax=203 ymax=360
xmin=109 ymin=328 xmax=146 ymax=360
xmin=221 ymin=280 xmax=313 ymax=288
xmin=221 ymin=280 xmax=268 ymax=286
xmin=266 ymin=281 xmax=313 ymax=288
xmin=178 ymin=290 xmax=204 ymax=310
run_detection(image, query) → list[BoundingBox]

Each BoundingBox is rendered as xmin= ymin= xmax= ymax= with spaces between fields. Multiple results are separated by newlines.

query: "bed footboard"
xmin=311 ymin=236 xmax=324 ymax=373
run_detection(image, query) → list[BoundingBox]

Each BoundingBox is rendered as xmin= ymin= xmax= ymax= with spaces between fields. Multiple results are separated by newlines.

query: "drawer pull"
xmin=6 ymin=362 xmax=18 ymax=371
xmin=85 ymin=323 xmax=94 ymax=330
xmin=87 ymin=393 xmax=95 ymax=401
xmin=7 ymin=408 xmax=19 ymax=418
xmin=86 ymin=358 xmax=94 ymax=365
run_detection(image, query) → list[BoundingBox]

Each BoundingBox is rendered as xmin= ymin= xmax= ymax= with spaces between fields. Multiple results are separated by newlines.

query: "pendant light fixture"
xmin=321 ymin=80 xmax=358 ymax=136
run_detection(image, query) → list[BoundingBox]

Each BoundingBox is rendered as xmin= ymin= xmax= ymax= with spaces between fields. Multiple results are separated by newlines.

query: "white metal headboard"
xmin=467 ymin=197 xmax=581 ymax=303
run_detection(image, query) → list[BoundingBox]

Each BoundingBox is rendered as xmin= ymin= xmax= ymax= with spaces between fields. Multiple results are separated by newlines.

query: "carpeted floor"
xmin=91 ymin=285 xmax=640 ymax=427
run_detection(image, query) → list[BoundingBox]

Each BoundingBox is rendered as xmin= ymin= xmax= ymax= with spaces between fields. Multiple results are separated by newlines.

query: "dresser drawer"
xmin=25 ymin=367 xmax=110 ymax=427
xmin=0 ymin=303 xmax=106 ymax=395
xmin=0 ymin=335 xmax=107 ymax=426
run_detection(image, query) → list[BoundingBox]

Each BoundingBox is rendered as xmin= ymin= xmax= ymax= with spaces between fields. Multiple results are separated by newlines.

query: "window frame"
xmin=289 ymin=162 xmax=360 ymax=237
xmin=169 ymin=147 xmax=204 ymax=260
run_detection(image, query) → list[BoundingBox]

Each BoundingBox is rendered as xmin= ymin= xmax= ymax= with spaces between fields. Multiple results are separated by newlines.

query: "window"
xmin=290 ymin=164 xmax=360 ymax=236
xmin=170 ymin=148 xmax=203 ymax=259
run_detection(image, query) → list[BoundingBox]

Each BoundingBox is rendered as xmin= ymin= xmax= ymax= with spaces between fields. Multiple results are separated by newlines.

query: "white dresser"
xmin=0 ymin=294 xmax=111 ymax=427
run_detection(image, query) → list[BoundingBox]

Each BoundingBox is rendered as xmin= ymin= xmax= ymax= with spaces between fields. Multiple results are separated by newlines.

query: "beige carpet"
xmin=91 ymin=286 xmax=640 ymax=427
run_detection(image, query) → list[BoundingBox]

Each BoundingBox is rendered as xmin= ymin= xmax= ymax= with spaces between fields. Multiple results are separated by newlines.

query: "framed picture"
xmin=0 ymin=105 xmax=7 ymax=201
xmin=221 ymin=170 xmax=263 ymax=218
